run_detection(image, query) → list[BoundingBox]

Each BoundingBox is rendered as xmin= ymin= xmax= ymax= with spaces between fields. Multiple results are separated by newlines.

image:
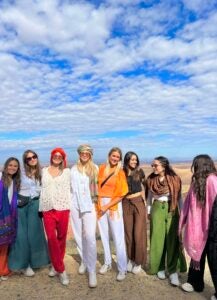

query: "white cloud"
xmin=0 ymin=0 xmax=217 ymax=163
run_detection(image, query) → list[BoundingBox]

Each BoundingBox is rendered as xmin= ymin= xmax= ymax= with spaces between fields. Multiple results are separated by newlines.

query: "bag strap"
xmin=100 ymin=172 xmax=115 ymax=188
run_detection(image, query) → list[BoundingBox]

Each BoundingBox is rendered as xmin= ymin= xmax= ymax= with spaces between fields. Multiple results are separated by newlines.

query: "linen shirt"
xmin=19 ymin=171 xmax=41 ymax=198
xmin=39 ymin=167 xmax=71 ymax=212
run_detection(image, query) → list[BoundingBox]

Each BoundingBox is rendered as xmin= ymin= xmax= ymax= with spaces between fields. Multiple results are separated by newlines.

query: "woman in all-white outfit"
xmin=70 ymin=145 xmax=98 ymax=288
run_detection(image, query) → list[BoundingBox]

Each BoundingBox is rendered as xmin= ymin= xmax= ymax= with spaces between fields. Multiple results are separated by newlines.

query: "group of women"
xmin=0 ymin=146 xmax=217 ymax=300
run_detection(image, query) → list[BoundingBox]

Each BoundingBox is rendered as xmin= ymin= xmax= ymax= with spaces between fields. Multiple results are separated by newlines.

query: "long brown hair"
xmin=23 ymin=150 xmax=41 ymax=183
xmin=191 ymin=154 xmax=217 ymax=205
xmin=2 ymin=157 xmax=21 ymax=190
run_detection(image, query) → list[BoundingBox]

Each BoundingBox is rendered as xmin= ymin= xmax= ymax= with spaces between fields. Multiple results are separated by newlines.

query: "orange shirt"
xmin=98 ymin=164 xmax=128 ymax=204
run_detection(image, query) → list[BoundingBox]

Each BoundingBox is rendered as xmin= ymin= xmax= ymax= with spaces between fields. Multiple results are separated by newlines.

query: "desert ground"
xmin=0 ymin=163 xmax=215 ymax=300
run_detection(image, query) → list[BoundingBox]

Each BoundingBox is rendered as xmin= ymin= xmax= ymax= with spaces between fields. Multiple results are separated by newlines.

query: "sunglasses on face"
xmin=151 ymin=164 xmax=161 ymax=168
xmin=52 ymin=154 xmax=63 ymax=160
xmin=26 ymin=154 xmax=38 ymax=162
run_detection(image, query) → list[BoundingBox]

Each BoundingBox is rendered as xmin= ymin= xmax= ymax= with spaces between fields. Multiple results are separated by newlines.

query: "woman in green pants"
xmin=146 ymin=156 xmax=186 ymax=286
xmin=9 ymin=150 xmax=49 ymax=276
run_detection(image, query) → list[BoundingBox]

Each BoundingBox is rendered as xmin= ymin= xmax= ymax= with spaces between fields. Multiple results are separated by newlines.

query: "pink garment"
xmin=179 ymin=174 xmax=217 ymax=262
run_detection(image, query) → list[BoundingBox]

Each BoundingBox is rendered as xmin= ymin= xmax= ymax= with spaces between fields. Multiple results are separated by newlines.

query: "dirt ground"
xmin=0 ymin=239 xmax=214 ymax=300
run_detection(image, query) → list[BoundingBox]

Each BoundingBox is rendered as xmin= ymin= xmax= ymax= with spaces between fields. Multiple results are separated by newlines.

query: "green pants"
xmin=149 ymin=201 xmax=180 ymax=275
xmin=9 ymin=199 xmax=49 ymax=270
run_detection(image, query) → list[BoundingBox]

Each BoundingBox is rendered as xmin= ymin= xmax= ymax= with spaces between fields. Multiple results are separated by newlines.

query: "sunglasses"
xmin=80 ymin=152 xmax=90 ymax=156
xmin=151 ymin=164 xmax=161 ymax=168
xmin=52 ymin=154 xmax=63 ymax=160
xmin=26 ymin=154 xmax=38 ymax=162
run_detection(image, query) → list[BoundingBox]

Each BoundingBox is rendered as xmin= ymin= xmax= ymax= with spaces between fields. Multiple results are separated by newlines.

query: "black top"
xmin=126 ymin=168 xmax=145 ymax=195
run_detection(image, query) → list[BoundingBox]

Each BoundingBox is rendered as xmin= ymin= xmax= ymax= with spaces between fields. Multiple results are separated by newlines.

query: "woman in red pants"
xmin=39 ymin=148 xmax=71 ymax=286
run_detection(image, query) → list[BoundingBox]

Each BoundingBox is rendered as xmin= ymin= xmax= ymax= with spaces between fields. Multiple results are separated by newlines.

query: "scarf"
xmin=179 ymin=174 xmax=217 ymax=262
xmin=89 ymin=173 xmax=98 ymax=202
xmin=0 ymin=180 xmax=18 ymax=246
xmin=146 ymin=173 xmax=181 ymax=212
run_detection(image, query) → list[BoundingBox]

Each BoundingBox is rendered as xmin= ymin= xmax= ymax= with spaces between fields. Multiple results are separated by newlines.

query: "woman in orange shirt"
xmin=97 ymin=147 xmax=128 ymax=281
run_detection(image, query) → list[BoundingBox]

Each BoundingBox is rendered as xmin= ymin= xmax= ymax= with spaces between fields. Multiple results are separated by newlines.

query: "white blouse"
xmin=19 ymin=171 xmax=41 ymax=198
xmin=39 ymin=167 xmax=71 ymax=212
xmin=71 ymin=165 xmax=93 ymax=213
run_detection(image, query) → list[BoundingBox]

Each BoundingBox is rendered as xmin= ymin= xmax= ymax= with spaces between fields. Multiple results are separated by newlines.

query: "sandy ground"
xmin=0 ymin=239 xmax=214 ymax=300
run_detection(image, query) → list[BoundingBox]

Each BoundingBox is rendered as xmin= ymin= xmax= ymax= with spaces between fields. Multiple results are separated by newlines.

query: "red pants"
xmin=43 ymin=209 xmax=69 ymax=273
xmin=0 ymin=245 xmax=10 ymax=276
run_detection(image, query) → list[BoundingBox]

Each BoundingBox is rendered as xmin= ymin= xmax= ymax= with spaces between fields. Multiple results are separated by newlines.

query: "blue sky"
xmin=0 ymin=0 xmax=217 ymax=164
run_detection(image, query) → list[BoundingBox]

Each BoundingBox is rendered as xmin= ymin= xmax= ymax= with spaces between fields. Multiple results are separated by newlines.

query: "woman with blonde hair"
xmin=39 ymin=148 xmax=71 ymax=286
xmin=9 ymin=150 xmax=49 ymax=276
xmin=70 ymin=144 xmax=98 ymax=288
xmin=0 ymin=157 xmax=20 ymax=280
xmin=96 ymin=147 xmax=128 ymax=281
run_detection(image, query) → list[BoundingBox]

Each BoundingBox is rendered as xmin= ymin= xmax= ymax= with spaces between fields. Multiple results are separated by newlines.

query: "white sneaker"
xmin=132 ymin=264 xmax=141 ymax=275
xmin=48 ymin=266 xmax=58 ymax=277
xmin=78 ymin=262 xmax=87 ymax=275
xmin=127 ymin=260 xmax=134 ymax=272
xmin=157 ymin=270 xmax=166 ymax=280
xmin=116 ymin=271 xmax=126 ymax=281
xmin=88 ymin=272 xmax=97 ymax=288
xmin=23 ymin=266 xmax=35 ymax=277
xmin=0 ymin=276 xmax=9 ymax=281
xmin=169 ymin=272 xmax=180 ymax=286
xmin=211 ymin=295 xmax=217 ymax=300
xmin=181 ymin=282 xmax=194 ymax=292
xmin=99 ymin=264 xmax=112 ymax=275
xmin=59 ymin=271 xmax=69 ymax=286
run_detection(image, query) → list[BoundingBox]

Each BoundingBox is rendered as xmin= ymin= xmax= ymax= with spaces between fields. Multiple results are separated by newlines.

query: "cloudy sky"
xmin=0 ymin=0 xmax=217 ymax=164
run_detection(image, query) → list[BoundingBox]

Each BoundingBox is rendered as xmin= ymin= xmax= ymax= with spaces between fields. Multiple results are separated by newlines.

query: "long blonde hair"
xmin=104 ymin=147 xmax=122 ymax=176
xmin=77 ymin=159 xmax=98 ymax=178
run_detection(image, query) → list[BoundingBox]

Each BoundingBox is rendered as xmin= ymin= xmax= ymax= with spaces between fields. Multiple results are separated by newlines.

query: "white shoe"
xmin=157 ymin=270 xmax=166 ymax=280
xmin=88 ymin=272 xmax=97 ymax=288
xmin=0 ymin=276 xmax=9 ymax=281
xmin=23 ymin=266 xmax=35 ymax=277
xmin=127 ymin=260 xmax=134 ymax=272
xmin=116 ymin=272 xmax=126 ymax=281
xmin=181 ymin=282 xmax=194 ymax=292
xmin=78 ymin=262 xmax=87 ymax=275
xmin=211 ymin=296 xmax=217 ymax=300
xmin=48 ymin=266 xmax=58 ymax=277
xmin=132 ymin=264 xmax=141 ymax=274
xmin=99 ymin=264 xmax=112 ymax=275
xmin=169 ymin=272 xmax=180 ymax=286
xmin=59 ymin=271 xmax=69 ymax=286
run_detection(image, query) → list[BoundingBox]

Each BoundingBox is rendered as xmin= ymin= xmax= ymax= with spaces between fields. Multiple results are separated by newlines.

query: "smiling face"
xmin=79 ymin=151 xmax=91 ymax=164
xmin=51 ymin=152 xmax=63 ymax=166
xmin=109 ymin=151 xmax=121 ymax=167
xmin=151 ymin=159 xmax=165 ymax=176
xmin=7 ymin=159 xmax=19 ymax=176
xmin=128 ymin=154 xmax=138 ymax=170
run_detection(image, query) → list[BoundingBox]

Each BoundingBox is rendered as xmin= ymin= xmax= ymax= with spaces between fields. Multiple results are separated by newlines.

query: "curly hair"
xmin=191 ymin=154 xmax=217 ymax=205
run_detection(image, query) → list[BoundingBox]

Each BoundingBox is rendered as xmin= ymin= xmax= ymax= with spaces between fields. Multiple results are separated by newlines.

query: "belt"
xmin=126 ymin=192 xmax=142 ymax=199
xmin=154 ymin=199 xmax=169 ymax=203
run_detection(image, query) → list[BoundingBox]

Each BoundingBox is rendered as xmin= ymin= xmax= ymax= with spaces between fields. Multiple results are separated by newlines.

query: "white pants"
xmin=71 ymin=203 xmax=97 ymax=273
xmin=98 ymin=197 xmax=127 ymax=272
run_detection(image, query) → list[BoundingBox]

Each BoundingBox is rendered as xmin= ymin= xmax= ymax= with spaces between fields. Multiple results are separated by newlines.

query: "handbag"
xmin=17 ymin=194 xmax=29 ymax=207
